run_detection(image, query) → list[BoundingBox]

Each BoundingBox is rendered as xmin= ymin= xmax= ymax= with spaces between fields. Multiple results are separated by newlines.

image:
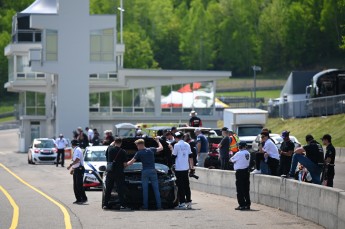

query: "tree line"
xmin=1 ymin=0 xmax=345 ymax=97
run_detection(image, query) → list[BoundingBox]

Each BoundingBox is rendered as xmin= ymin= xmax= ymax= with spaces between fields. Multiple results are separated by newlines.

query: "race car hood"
xmin=238 ymin=136 xmax=256 ymax=145
xmin=84 ymin=161 xmax=106 ymax=171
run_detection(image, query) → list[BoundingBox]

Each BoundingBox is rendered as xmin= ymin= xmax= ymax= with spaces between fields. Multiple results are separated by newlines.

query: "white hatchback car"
xmin=28 ymin=138 xmax=57 ymax=164
xmin=83 ymin=145 xmax=108 ymax=190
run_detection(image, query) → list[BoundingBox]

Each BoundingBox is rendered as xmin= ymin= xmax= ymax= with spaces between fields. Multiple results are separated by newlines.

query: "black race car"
xmin=97 ymin=137 xmax=178 ymax=209
xmin=100 ymin=162 xmax=178 ymax=209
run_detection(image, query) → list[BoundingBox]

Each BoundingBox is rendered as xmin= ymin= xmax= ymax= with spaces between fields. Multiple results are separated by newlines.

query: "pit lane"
xmin=0 ymin=129 xmax=325 ymax=229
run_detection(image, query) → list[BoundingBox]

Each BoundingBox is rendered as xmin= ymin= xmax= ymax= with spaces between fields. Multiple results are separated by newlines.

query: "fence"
xmin=271 ymin=94 xmax=345 ymax=118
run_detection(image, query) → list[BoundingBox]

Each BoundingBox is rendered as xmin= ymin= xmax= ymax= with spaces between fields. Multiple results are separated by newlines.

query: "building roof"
xmin=21 ymin=0 xmax=57 ymax=14
xmin=281 ymin=71 xmax=318 ymax=96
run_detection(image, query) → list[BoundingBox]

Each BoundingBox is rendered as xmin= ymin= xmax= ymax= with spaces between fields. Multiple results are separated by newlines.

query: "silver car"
xmin=28 ymin=138 xmax=57 ymax=164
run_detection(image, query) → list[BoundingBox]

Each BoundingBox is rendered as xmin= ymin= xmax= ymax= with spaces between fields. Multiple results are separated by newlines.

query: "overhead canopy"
xmin=21 ymin=0 xmax=58 ymax=14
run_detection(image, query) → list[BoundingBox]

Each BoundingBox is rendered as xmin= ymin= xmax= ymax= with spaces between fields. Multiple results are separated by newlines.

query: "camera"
xmin=189 ymin=168 xmax=199 ymax=180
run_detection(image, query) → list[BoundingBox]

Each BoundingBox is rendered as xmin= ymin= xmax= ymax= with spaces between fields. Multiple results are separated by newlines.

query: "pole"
xmin=253 ymin=67 xmax=256 ymax=108
xmin=120 ymin=0 xmax=123 ymax=44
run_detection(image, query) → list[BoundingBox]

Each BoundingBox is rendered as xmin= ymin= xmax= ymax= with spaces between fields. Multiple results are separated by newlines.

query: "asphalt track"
xmin=0 ymin=129 xmax=334 ymax=229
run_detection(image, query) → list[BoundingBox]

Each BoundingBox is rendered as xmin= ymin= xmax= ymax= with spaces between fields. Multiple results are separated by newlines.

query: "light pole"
xmin=117 ymin=0 xmax=124 ymax=44
xmin=252 ymin=65 xmax=261 ymax=108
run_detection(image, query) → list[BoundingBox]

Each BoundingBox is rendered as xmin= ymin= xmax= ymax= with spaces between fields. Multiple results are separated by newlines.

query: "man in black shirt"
xmin=218 ymin=127 xmax=230 ymax=170
xmin=278 ymin=131 xmax=295 ymax=176
xmin=103 ymin=138 xmax=128 ymax=210
xmin=286 ymin=135 xmax=324 ymax=184
xmin=189 ymin=111 xmax=202 ymax=127
xmin=321 ymin=134 xmax=336 ymax=187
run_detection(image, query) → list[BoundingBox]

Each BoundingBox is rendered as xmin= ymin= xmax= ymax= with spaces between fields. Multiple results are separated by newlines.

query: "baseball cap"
xmin=134 ymin=139 xmax=145 ymax=144
xmin=305 ymin=134 xmax=314 ymax=142
xmin=321 ymin=134 xmax=332 ymax=142
xmin=174 ymin=132 xmax=184 ymax=138
xmin=238 ymin=141 xmax=247 ymax=147
xmin=281 ymin=131 xmax=290 ymax=138
xmin=59 ymin=133 xmax=63 ymax=137
xmin=221 ymin=127 xmax=228 ymax=131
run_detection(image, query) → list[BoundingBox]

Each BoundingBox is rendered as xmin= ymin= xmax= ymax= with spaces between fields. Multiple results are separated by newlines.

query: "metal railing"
xmin=273 ymin=94 xmax=345 ymax=118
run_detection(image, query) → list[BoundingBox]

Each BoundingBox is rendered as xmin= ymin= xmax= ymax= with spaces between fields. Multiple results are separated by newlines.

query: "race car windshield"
xmin=84 ymin=150 xmax=106 ymax=162
xmin=34 ymin=140 xmax=55 ymax=148
xmin=125 ymin=162 xmax=169 ymax=173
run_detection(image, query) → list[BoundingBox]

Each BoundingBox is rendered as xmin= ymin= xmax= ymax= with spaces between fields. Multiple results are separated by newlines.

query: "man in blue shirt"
xmin=195 ymin=128 xmax=209 ymax=167
xmin=127 ymin=138 xmax=163 ymax=210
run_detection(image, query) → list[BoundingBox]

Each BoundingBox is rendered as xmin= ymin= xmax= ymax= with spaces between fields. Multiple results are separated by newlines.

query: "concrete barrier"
xmin=335 ymin=147 xmax=345 ymax=163
xmin=190 ymin=168 xmax=345 ymax=229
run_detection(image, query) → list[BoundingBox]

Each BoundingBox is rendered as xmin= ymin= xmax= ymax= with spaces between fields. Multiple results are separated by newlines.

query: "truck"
xmin=305 ymin=69 xmax=345 ymax=116
xmin=223 ymin=108 xmax=268 ymax=148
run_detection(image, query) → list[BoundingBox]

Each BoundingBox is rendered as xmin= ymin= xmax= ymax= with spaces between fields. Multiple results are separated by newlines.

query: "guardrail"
xmin=190 ymin=168 xmax=345 ymax=229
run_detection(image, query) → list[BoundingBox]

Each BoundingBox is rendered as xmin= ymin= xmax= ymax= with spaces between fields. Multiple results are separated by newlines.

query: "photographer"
xmin=172 ymin=132 xmax=194 ymax=210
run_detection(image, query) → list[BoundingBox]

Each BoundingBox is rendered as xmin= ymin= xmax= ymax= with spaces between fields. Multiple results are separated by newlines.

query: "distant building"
xmin=4 ymin=0 xmax=231 ymax=151
xmin=279 ymin=71 xmax=318 ymax=117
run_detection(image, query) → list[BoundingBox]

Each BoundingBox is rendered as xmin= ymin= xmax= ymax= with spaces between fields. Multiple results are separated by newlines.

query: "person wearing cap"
xmin=321 ymin=134 xmax=336 ymax=187
xmin=261 ymin=131 xmax=280 ymax=176
xmin=172 ymin=132 xmax=194 ymax=209
xmin=285 ymin=134 xmax=324 ymax=184
xmin=218 ymin=127 xmax=231 ymax=170
xmin=189 ymin=110 xmax=202 ymax=127
xmin=194 ymin=128 xmax=209 ymax=167
xmin=55 ymin=134 xmax=68 ymax=167
xmin=67 ymin=140 xmax=88 ymax=204
xmin=278 ymin=131 xmax=295 ymax=176
xmin=230 ymin=141 xmax=251 ymax=210
xmin=127 ymin=138 xmax=163 ymax=210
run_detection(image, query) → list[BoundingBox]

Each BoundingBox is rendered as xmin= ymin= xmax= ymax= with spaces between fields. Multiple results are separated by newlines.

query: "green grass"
xmin=0 ymin=105 xmax=14 ymax=114
xmin=266 ymin=114 xmax=345 ymax=147
xmin=216 ymin=89 xmax=281 ymax=101
xmin=0 ymin=116 xmax=15 ymax=123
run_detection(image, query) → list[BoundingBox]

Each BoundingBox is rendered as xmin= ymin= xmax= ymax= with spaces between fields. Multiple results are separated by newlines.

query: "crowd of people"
xmin=249 ymin=129 xmax=336 ymax=187
xmin=62 ymin=110 xmax=336 ymax=211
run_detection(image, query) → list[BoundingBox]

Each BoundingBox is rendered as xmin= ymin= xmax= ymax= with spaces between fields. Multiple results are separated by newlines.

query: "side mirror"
xmin=99 ymin=165 xmax=106 ymax=172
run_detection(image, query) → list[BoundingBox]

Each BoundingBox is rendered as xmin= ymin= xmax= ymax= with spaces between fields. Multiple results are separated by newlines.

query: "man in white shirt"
xmin=55 ymin=134 xmax=68 ymax=167
xmin=172 ymin=132 xmax=194 ymax=210
xmin=261 ymin=131 xmax=280 ymax=176
xmin=85 ymin=127 xmax=94 ymax=143
xmin=67 ymin=140 xmax=87 ymax=204
xmin=230 ymin=141 xmax=251 ymax=210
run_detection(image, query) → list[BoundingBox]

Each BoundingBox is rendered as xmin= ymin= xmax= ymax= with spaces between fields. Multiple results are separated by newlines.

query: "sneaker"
xmin=73 ymin=201 xmax=83 ymax=204
xmin=186 ymin=202 xmax=192 ymax=209
xmin=102 ymin=205 xmax=111 ymax=210
xmin=251 ymin=169 xmax=261 ymax=174
xmin=81 ymin=199 xmax=88 ymax=204
xmin=234 ymin=206 xmax=246 ymax=210
xmin=175 ymin=203 xmax=187 ymax=210
xmin=244 ymin=205 xmax=251 ymax=210
xmin=120 ymin=206 xmax=131 ymax=211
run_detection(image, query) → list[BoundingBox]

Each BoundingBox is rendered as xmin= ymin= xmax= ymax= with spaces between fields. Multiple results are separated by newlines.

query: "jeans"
xmin=141 ymin=169 xmax=161 ymax=209
xmin=220 ymin=156 xmax=230 ymax=170
xmin=175 ymin=170 xmax=191 ymax=204
xmin=73 ymin=167 xmax=87 ymax=202
xmin=235 ymin=169 xmax=251 ymax=207
xmin=104 ymin=172 xmax=125 ymax=207
xmin=267 ymin=157 xmax=279 ymax=176
xmin=197 ymin=153 xmax=208 ymax=167
xmin=255 ymin=153 xmax=264 ymax=170
xmin=289 ymin=154 xmax=322 ymax=184
xmin=278 ymin=155 xmax=292 ymax=176
xmin=57 ymin=148 xmax=65 ymax=166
